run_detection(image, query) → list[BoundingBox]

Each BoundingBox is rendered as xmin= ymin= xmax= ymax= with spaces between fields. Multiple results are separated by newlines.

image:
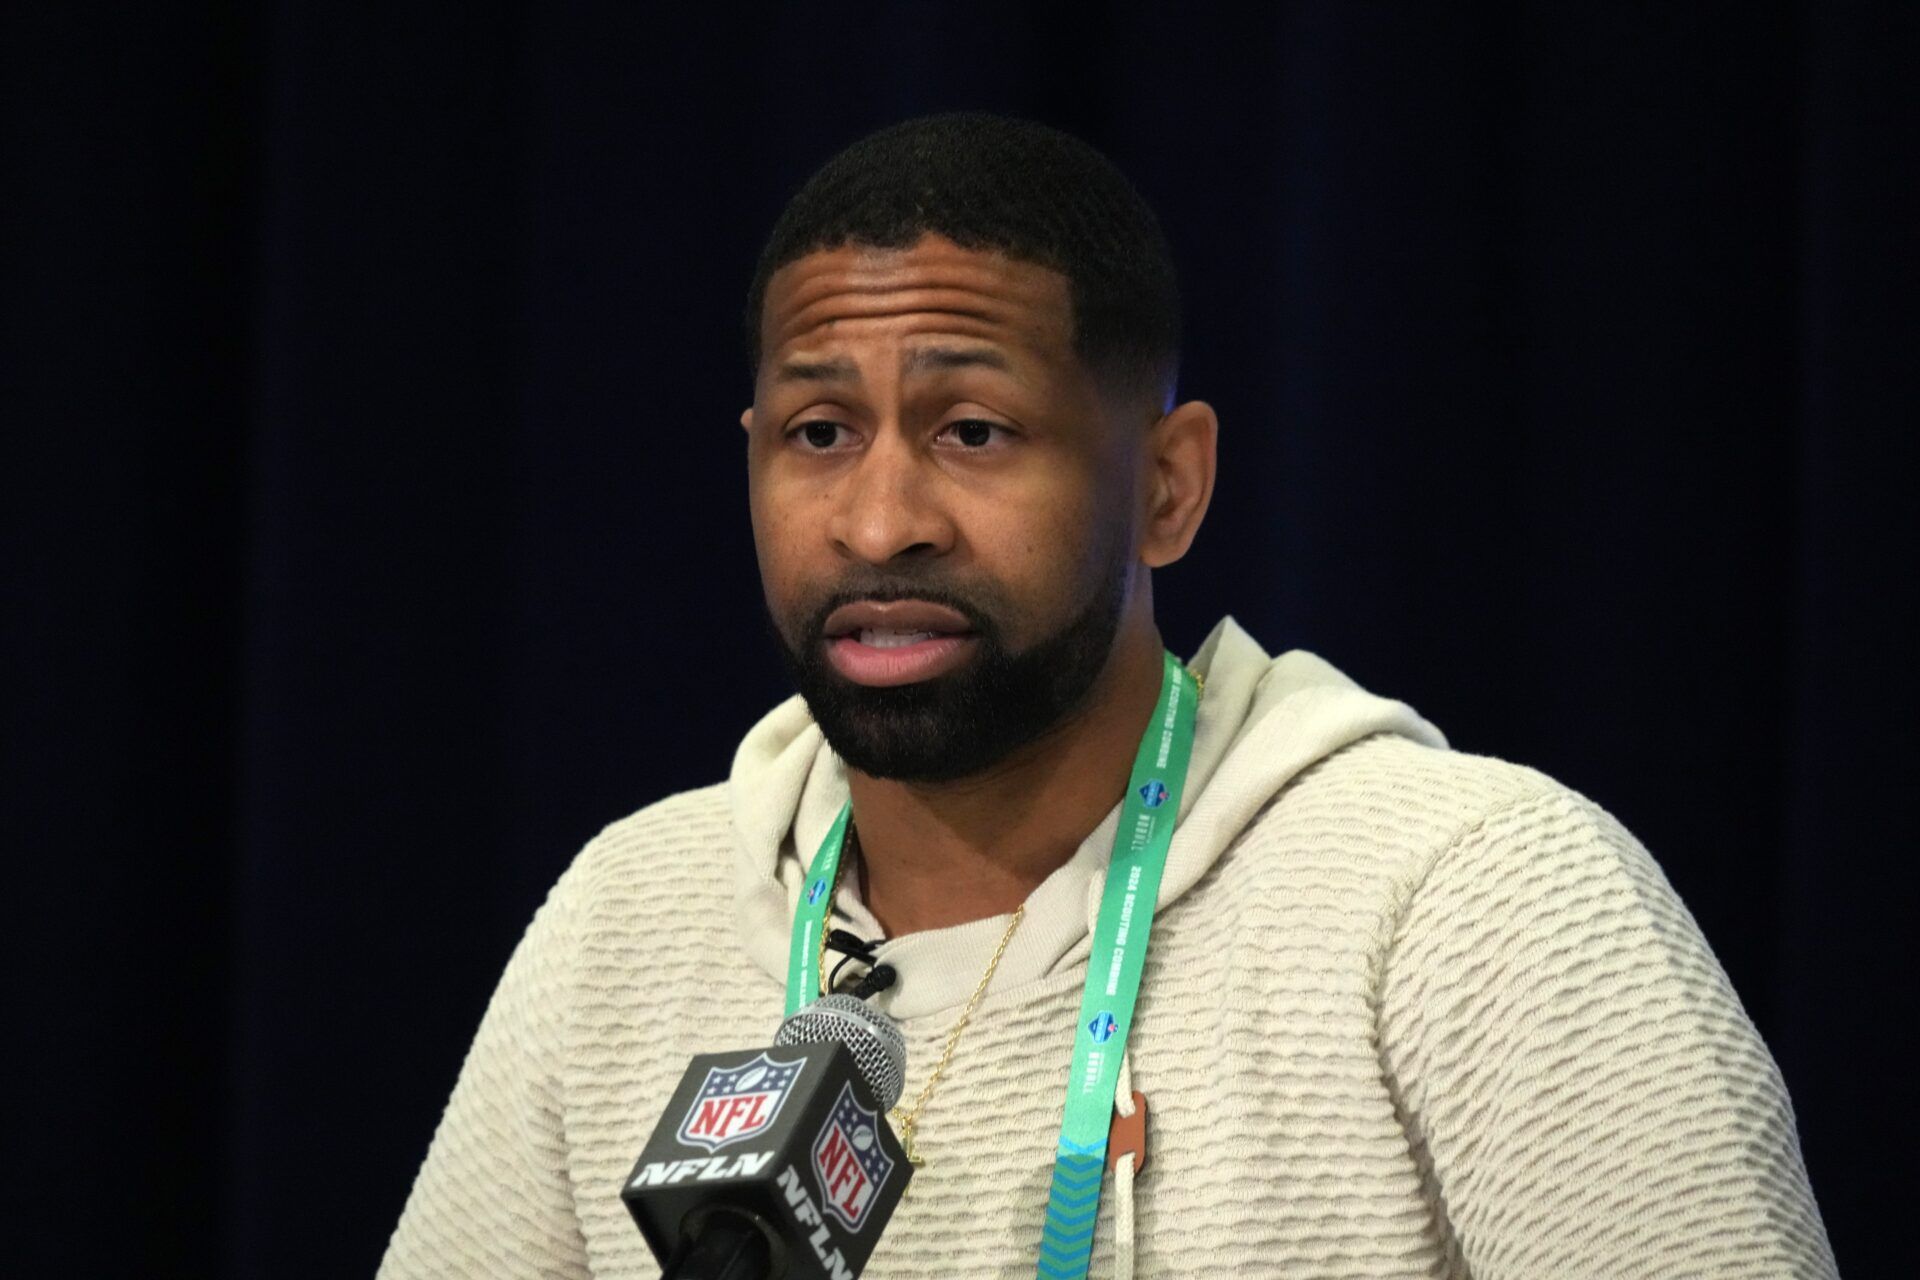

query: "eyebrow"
xmin=772 ymin=345 xmax=1014 ymax=385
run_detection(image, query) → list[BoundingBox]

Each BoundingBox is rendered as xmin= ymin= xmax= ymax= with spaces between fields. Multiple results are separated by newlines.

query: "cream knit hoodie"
xmin=381 ymin=616 xmax=1836 ymax=1278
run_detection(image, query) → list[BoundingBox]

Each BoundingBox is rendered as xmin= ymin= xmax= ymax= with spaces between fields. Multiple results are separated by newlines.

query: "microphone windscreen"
xmin=775 ymin=994 xmax=908 ymax=1112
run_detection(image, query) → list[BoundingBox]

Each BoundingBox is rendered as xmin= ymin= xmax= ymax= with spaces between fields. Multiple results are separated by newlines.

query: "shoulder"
xmin=1226 ymin=732 xmax=1674 ymax=951
xmin=542 ymin=780 xmax=736 ymax=923
xmin=1306 ymin=730 xmax=1565 ymax=814
xmin=1352 ymin=739 xmax=1729 ymax=1028
xmin=1309 ymin=731 xmax=1644 ymax=855
xmin=579 ymin=780 xmax=734 ymax=864
xmin=1243 ymin=731 xmax=1583 ymax=879
xmin=1332 ymin=735 xmax=1673 ymax=923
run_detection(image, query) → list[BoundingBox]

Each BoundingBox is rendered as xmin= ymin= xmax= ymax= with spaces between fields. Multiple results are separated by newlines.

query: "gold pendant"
xmin=890 ymin=1109 xmax=926 ymax=1199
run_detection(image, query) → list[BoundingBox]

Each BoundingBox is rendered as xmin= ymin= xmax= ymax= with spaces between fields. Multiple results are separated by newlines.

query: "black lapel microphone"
xmin=623 ymin=994 xmax=912 ymax=1280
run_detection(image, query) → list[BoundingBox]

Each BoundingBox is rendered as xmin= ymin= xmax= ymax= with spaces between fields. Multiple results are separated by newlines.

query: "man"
xmin=381 ymin=112 xmax=1834 ymax=1278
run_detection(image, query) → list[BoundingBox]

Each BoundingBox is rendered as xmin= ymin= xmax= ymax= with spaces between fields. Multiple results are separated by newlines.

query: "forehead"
xmin=758 ymin=233 xmax=1076 ymax=374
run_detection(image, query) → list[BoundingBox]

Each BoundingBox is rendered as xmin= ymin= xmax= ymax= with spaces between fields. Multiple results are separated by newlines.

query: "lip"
xmin=827 ymin=632 xmax=978 ymax=686
xmin=822 ymin=599 xmax=974 ymax=638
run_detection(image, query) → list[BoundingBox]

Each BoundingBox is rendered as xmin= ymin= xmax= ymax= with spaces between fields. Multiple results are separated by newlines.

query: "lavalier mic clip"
xmin=849 ymin=964 xmax=896 ymax=1001
xmin=825 ymin=927 xmax=884 ymax=993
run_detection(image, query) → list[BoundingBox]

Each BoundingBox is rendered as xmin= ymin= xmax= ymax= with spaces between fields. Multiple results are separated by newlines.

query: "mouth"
xmin=821 ymin=599 xmax=980 ymax=687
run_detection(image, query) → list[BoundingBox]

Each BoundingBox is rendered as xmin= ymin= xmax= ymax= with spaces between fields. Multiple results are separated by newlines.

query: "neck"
xmin=846 ymin=620 xmax=1166 ymax=938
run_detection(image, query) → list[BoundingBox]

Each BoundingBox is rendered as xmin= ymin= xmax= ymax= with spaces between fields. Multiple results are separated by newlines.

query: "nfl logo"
xmin=677 ymin=1053 xmax=804 ymax=1153
xmin=811 ymin=1082 xmax=896 ymax=1232
xmin=1088 ymin=1010 xmax=1119 ymax=1043
xmin=1138 ymin=779 xmax=1168 ymax=808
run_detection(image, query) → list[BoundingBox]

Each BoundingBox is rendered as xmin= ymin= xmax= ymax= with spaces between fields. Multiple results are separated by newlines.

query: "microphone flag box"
xmin=623 ymin=1040 xmax=912 ymax=1279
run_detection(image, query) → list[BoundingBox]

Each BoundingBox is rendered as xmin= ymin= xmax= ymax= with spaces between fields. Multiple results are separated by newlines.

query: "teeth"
xmin=859 ymin=628 xmax=937 ymax=649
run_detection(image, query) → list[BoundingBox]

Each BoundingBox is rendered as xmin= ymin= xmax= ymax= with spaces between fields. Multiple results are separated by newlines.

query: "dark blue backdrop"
xmin=3 ymin=2 xmax=1912 ymax=1274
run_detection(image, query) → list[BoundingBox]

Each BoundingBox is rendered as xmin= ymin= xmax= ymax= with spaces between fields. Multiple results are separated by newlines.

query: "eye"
xmin=940 ymin=418 xmax=1011 ymax=449
xmin=788 ymin=420 xmax=852 ymax=451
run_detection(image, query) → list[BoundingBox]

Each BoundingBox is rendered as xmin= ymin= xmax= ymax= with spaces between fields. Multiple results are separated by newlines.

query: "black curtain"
xmin=4 ymin=3 xmax=1911 ymax=1274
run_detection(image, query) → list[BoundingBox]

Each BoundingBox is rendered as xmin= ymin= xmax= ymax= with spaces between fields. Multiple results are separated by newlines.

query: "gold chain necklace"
xmin=888 ymin=902 xmax=1022 ymax=1170
xmin=819 ymin=822 xmax=1025 ymax=1171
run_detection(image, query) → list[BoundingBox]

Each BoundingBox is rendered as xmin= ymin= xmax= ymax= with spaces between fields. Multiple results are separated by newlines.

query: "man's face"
xmin=744 ymin=232 xmax=1146 ymax=782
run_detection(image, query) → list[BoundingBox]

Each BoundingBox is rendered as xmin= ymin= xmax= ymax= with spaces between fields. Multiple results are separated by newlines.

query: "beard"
xmin=765 ymin=540 xmax=1132 ymax=784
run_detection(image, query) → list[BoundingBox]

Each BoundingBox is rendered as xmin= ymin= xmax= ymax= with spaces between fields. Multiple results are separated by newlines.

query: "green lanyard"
xmin=785 ymin=797 xmax=854 ymax=1017
xmin=784 ymin=651 xmax=1200 ymax=1279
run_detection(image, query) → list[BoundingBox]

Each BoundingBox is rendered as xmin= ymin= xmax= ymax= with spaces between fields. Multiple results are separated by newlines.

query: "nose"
xmin=827 ymin=427 xmax=956 ymax=566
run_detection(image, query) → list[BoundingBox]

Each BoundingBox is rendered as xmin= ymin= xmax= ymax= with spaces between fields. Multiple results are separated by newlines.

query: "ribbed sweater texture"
xmin=380 ymin=618 xmax=1835 ymax=1277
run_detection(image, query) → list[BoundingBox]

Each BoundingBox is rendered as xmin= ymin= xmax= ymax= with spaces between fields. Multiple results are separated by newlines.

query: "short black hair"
xmin=744 ymin=111 xmax=1181 ymax=413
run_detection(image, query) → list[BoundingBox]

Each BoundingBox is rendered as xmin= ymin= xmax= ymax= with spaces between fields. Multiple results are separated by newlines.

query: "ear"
xmin=739 ymin=406 xmax=753 ymax=433
xmin=1138 ymin=399 xmax=1218 ymax=569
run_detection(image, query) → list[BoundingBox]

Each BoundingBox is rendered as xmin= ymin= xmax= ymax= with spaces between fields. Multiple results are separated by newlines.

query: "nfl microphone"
xmin=623 ymin=994 xmax=913 ymax=1280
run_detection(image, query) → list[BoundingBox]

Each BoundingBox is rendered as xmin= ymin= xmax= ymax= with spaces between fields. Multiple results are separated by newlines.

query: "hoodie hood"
xmin=727 ymin=615 xmax=1446 ymax=1021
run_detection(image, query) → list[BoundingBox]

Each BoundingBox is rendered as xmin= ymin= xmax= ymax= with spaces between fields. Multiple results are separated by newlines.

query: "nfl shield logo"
xmin=1138 ymin=779 xmax=1168 ymax=808
xmin=811 ymin=1082 xmax=895 ymax=1232
xmin=677 ymin=1053 xmax=804 ymax=1153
